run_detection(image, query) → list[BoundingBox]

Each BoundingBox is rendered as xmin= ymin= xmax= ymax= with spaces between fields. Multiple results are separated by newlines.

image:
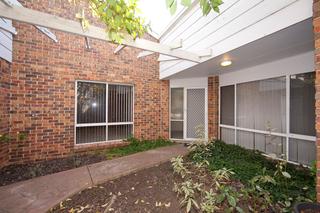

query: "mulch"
xmin=49 ymin=161 xmax=182 ymax=213
xmin=0 ymin=154 xmax=107 ymax=186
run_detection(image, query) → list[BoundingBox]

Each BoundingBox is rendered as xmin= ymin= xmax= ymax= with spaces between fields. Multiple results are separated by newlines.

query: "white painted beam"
xmin=3 ymin=0 xmax=58 ymax=42
xmin=169 ymin=39 xmax=182 ymax=50
xmin=137 ymin=50 xmax=154 ymax=58
xmin=114 ymin=44 xmax=125 ymax=54
xmin=197 ymin=49 xmax=212 ymax=58
xmin=0 ymin=2 xmax=201 ymax=62
xmin=158 ymin=54 xmax=179 ymax=62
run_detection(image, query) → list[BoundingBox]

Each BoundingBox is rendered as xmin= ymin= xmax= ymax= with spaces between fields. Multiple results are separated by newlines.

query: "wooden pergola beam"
xmin=114 ymin=44 xmax=125 ymax=54
xmin=0 ymin=1 xmax=201 ymax=62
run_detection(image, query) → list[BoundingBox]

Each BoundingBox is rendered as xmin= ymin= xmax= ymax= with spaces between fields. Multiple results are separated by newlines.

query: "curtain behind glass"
xmin=171 ymin=88 xmax=184 ymax=120
xmin=108 ymin=85 xmax=133 ymax=123
xmin=77 ymin=82 xmax=106 ymax=124
xmin=220 ymin=85 xmax=234 ymax=125
xmin=237 ymin=77 xmax=286 ymax=133
xmin=290 ymin=72 xmax=315 ymax=136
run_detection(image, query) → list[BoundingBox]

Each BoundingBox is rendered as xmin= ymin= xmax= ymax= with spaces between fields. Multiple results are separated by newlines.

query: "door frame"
xmin=170 ymin=86 xmax=208 ymax=141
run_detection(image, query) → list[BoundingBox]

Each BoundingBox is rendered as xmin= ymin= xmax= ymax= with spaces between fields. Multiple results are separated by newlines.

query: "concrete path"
xmin=0 ymin=144 xmax=188 ymax=213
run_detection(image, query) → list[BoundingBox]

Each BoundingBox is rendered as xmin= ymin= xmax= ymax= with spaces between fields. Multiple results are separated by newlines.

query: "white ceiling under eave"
xmin=164 ymin=18 xmax=314 ymax=80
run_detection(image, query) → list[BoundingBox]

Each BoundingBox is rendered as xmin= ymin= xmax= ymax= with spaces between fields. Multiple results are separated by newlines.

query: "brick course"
xmin=0 ymin=0 xmax=169 ymax=166
xmin=208 ymin=76 xmax=219 ymax=140
xmin=0 ymin=59 xmax=11 ymax=167
xmin=314 ymin=0 xmax=320 ymax=201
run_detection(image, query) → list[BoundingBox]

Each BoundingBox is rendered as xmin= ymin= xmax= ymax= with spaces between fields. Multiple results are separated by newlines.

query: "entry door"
xmin=186 ymin=88 xmax=206 ymax=139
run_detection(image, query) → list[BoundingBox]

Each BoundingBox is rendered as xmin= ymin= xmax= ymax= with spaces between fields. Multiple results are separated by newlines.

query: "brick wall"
xmin=160 ymin=80 xmax=170 ymax=139
xmin=314 ymin=0 xmax=320 ymax=201
xmin=208 ymin=76 xmax=219 ymax=140
xmin=0 ymin=0 xmax=169 ymax=165
xmin=0 ymin=59 xmax=11 ymax=167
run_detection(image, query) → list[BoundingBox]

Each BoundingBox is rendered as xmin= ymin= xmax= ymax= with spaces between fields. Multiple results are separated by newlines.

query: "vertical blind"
xmin=76 ymin=81 xmax=133 ymax=144
xmin=220 ymin=72 xmax=316 ymax=165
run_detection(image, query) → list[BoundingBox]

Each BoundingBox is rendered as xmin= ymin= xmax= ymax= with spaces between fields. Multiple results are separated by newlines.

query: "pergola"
xmin=0 ymin=0 xmax=212 ymax=63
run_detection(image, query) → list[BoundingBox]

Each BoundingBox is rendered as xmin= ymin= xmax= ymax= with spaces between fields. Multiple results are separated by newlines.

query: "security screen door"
xmin=186 ymin=88 xmax=206 ymax=139
xmin=170 ymin=88 xmax=206 ymax=140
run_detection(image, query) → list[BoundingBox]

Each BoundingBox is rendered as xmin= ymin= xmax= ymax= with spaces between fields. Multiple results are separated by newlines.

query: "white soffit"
xmin=160 ymin=0 xmax=313 ymax=79
xmin=166 ymin=18 xmax=314 ymax=80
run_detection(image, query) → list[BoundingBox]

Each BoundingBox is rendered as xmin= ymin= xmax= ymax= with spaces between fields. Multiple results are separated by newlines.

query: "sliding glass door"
xmin=220 ymin=72 xmax=316 ymax=165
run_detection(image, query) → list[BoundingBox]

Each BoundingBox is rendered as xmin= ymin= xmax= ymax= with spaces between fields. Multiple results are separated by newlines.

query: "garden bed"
xmin=49 ymin=140 xmax=316 ymax=213
xmin=0 ymin=138 xmax=173 ymax=186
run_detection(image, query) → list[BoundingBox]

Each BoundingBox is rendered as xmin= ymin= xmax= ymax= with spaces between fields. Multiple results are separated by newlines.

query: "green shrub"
xmin=190 ymin=140 xmax=316 ymax=205
xmin=101 ymin=137 xmax=173 ymax=159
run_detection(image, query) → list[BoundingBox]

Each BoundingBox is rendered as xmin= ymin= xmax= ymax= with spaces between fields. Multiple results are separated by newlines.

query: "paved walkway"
xmin=0 ymin=144 xmax=188 ymax=213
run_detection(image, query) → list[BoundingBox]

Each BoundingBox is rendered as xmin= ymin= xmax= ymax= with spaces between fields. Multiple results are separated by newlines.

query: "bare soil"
xmin=0 ymin=154 xmax=106 ymax=186
xmin=49 ymin=162 xmax=182 ymax=213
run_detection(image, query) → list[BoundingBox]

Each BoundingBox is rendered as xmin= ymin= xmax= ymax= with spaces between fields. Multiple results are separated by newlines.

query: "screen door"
xmin=186 ymin=88 xmax=206 ymax=139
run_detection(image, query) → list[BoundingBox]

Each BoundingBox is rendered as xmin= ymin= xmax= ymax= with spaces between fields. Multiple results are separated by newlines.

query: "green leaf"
xmin=186 ymin=199 xmax=192 ymax=212
xmin=181 ymin=0 xmax=191 ymax=7
xmin=169 ymin=0 xmax=177 ymax=15
xmin=227 ymin=196 xmax=236 ymax=207
xmin=282 ymin=171 xmax=291 ymax=179
xmin=166 ymin=0 xmax=174 ymax=8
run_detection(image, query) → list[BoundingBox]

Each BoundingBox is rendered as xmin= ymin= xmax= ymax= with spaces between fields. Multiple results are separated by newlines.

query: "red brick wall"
xmin=1 ymin=0 xmax=169 ymax=165
xmin=160 ymin=80 xmax=170 ymax=139
xmin=208 ymin=76 xmax=219 ymax=140
xmin=314 ymin=0 xmax=320 ymax=201
xmin=0 ymin=59 xmax=11 ymax=167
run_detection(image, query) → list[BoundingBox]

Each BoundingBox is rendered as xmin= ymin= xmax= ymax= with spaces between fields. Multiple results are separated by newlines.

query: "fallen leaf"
xmin=141 ymin=200 xmax=145 ymax=203
xmin=135 ymin=199 xmax=139 ymax=204
xmin=117 ymin=192 xmax=122 ymax=196
xmin=165 ymin=202 xmax=171 ymax=207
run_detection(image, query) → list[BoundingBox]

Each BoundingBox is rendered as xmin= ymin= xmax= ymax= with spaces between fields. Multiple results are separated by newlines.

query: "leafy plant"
xmin=166 ymin=0 xmax=224 ymax=15
xmin=171 ymin=156 xmax=189 ymax=178
xmin=216 ymin=184 xmax=244 ymax=213
xmin=174 ymin=180 xmax=202 ymax=212
xmin=211 ymin=167 xmax=234 ymax=187
xmin=200 ymin=189 xmax=219 ymax=213
xmin=70 ymin=0 xmax=149 ymax=43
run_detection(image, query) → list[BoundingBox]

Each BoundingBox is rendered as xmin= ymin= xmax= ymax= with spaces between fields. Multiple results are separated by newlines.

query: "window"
xmin=170 ymin=88 xmax=184 ymax=139
xmin=290 ymin=72 xmax=315 ymax=136
xmin=76 ymin=81 xmax=133 ymax=144
xmin=220 ymin=85 xmax=234 ymax=126
xmin=220 ymin=72 xmax=316 ymax=165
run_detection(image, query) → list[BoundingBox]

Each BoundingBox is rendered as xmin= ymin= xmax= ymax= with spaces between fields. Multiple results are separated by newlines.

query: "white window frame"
xmin=74 ymin=80 xmax=134 ymax=146
xmin=219 ymin=71 xmax=316 ymax=165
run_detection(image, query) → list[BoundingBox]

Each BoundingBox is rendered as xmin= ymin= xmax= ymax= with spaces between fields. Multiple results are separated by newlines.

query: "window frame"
xmin=74 ymin=80 xmax=134 ymax=145
xmin=219 ymin=72 xmax=316 ymax=165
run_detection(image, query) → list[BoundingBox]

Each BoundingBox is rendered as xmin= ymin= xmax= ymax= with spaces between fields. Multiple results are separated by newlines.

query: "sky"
xmin=138 ymin=0 xmax=183 ymax=36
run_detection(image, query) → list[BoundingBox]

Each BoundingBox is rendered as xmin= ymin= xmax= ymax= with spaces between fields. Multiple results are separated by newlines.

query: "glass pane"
xmin=220 ymin=127 xmax=235 ymax=145
xmin=171 ymin=88 xmax=184 ymax=120
xmin=77 ymin=82 xmax=106 ymax=124
xmin=76 ymin=126 xmax=106 ymax=144
xmin=220 ymin=85 xmax=234 ymax=125
xmin=289 ymin=138 xmax=316 ymax=165
xmin=290 ymin=72 xmax=315 ymax=136
xmin=237 ymin=131 xmax=286 ymax=158
xmin=171 ymin=121 xmax=183 ymax=139
xmin=108 ymin=85 xmax=133 ymax=123
xmin=108 ymin=124 xmax=133 ymax=140
xmin=237 ymin=77 xmax=286 ymax=133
